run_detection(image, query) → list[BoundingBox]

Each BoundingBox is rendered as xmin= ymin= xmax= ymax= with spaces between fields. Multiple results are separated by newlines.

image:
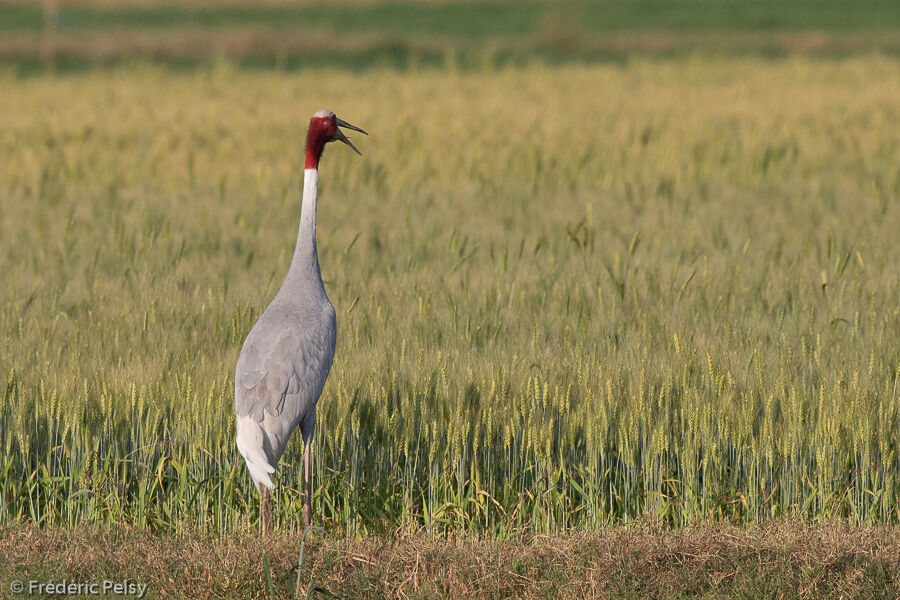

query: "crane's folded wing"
xmin=235 ymin=337 xmax=316 ymax=422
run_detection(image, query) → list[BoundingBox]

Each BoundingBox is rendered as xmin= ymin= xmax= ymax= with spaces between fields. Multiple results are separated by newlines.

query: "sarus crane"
xmin=235 ymin=110 xmax=366 ymax=533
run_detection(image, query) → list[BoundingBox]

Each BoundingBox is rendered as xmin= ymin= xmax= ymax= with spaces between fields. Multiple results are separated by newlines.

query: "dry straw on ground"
xmin=2 ymin=521 xmax=899 ymax=598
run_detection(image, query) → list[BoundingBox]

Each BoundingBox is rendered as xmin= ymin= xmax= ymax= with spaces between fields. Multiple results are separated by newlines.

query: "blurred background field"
xmin=3 ymin=0 xmax=900 ymax=71
xmin=1 ymin=0 xmax=900 ymax=541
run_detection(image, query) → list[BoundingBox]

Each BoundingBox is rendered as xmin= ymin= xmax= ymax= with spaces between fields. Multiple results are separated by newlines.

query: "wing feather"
xmin=234 ymin=305 xmax=336 ymax=426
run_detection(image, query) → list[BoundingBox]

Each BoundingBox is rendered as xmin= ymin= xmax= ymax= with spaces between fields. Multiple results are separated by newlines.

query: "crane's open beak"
xmin=334 ymin=117 xmax=368 ymax=156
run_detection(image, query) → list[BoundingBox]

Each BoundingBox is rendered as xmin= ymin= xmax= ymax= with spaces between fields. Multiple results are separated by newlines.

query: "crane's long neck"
xmin=288 ymin=167 xmax=322 ymax=284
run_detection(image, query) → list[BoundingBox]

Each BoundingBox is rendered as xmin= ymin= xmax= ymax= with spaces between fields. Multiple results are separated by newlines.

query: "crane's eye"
xmin=323 ymin=120 xmax=330 ymax=127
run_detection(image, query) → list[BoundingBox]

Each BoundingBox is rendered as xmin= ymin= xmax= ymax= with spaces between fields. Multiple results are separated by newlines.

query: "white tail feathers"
xmin=236 ymin=416 xmax=276 ymax=491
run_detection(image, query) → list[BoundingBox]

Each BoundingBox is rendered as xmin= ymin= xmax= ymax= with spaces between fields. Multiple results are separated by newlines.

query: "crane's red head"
xmin=305 ymin=109 xmax=368 ymax=169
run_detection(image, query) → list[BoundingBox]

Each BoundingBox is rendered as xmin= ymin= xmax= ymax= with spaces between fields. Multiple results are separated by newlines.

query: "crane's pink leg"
xmin=261 ymin=486 xmax=273 ymax=535
xmin=303 ymin=439 xmax=312 ymax=528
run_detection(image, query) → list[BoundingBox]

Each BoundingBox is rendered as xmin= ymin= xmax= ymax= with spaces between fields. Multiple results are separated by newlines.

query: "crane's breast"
xmin=234 ymin=301 xmax=336 ymax=426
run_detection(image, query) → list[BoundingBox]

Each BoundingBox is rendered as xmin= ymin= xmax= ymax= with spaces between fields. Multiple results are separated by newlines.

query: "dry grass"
xmin=2 ymin=521 xmax=899 ymax=599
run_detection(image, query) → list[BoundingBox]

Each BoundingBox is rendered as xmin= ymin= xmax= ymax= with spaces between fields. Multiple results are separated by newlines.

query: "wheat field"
xmin=1 ymin=57 xmax=899 ymax=536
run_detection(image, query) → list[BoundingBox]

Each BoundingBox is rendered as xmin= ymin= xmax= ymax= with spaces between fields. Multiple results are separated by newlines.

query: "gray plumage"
xmin=233 ymin=241 xmax=336 ymax=490
xmin=234 ymin=110 xmax=366 ymax=530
